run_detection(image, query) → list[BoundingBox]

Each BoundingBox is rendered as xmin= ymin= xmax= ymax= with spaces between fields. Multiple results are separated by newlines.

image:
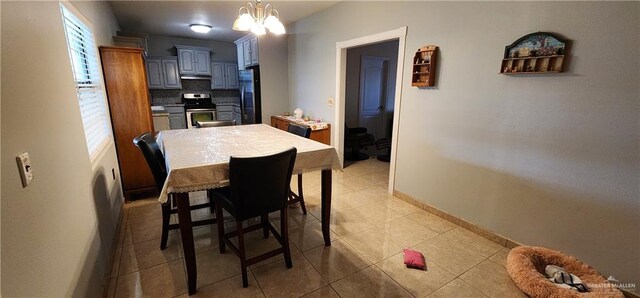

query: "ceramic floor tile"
xmin=406 ymin=210 xmax=457 ymax=234
xmin=289 ymin=220 xmax=339 ymax=252
xmin=114 ymin=259 xmax=186 ymax=298
xmin=379 ymin=198 xmax=423 ymax=215
xmin=331 ymin=265 xmax=412 ymax=298
xmin=328 ymin=211 xmax=371 ymax=237
xmin=119 ymin=233 xmax=182 ymax=275
xmin=303 ymin=239 xmax=371 ymax=282
xmin=377 ymin=253 xmax=456 ymax=297
xmin=441 ymin=227 xmax=503 ymax=257
xmin=228 ymin=229 xmax=300 ymax=262
xmin=252 ymin=254 xmax=327 ymax=297
xmin=195 ymin=249 xmax=242 ymax=287
xmin=300 ymin=285 xmax=340 ymax=298
xmin=351 ymin=204 xmax=403 ymax=227
xmin=123 ymin=217 xmax=163 ymax=246
xmin=127 ymin=203 xmax=162 ymax=224
xmin=381 ymin=217 xmax=439 ymax=246
xmin=427 ymin=278 xmax=488 ymax=298
xmin=192 ymin=224 xmax=219 ymax=253
xmin=174 ymin=272 xmax=265 ymax=298
xmin=340 ymin=175 xmax=373 ymax=191
xmin=342 ymin=228 xmax=405 ymax=263
xmin=460 ymin=260 xmax=527 ymax=298
xmin=412 ymin=235 xmax=486 ymax=276
xmin=488 ymin=248 xmax=511 ymax=267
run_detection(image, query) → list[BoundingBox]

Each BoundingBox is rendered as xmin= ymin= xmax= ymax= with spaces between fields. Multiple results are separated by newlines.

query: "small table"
xmin=157 ymin=124 xmax=341 ymax=294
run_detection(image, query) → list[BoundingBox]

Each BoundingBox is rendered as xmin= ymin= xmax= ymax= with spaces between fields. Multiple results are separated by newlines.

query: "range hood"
xmin=180 ymin=75 xmax=211 ymax=80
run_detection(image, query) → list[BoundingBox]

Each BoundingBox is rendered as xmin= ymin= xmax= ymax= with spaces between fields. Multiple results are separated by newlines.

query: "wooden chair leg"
xmin=281 ymin=208 xmax=293 ymax=268
xmin=160 ymin=203 xmax=171 ymax=250
xmin=207 ymin=190 xmax=215 ymax=214
xmin=261 ymin=214 xmax=270 ymax=239
xmin=297 ymin=174 xmax=307 ymax=215
xmin=236 ymin=220 xmax=249 ymax=288
xmin=215 ymin=201 xmax=226 ymax=253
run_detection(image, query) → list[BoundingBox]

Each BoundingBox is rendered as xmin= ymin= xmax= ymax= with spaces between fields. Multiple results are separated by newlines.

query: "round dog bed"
xmin=506 ymin=246 xmax=624 ymax=298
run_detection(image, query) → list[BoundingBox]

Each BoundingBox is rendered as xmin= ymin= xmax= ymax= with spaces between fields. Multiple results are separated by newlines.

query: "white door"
xmin=358 ymin=55 xmax=388 ymax=140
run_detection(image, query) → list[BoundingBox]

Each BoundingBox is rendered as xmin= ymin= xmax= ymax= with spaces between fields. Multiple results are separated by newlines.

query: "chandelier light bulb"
xmin=232 ymin=1 xmax=285 ymax=36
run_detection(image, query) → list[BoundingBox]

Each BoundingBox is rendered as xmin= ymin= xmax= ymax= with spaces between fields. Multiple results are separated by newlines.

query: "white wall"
xmin=258 ymin=34 xmax=290 ymax=122
xmin=147 ymin=34 xmax=237 ymax=61
xmin=288 ymin=1 xmax=640 ymax=287
xmin=1 ymin=1 xmax=123 ymax=296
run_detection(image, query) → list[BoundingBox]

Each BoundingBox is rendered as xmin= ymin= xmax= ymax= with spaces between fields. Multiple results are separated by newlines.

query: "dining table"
xmin=157 ymin=124 xmax=341 ymax=294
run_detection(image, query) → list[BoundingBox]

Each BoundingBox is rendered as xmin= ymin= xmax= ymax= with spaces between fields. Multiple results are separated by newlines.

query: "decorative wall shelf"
xmin=500 ymin=32 xmax=568 ymax=75
xmin=411 ymin=45 xmax=438 ymax=87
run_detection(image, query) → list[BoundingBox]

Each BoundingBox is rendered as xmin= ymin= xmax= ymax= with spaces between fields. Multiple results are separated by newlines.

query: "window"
xmin=60 ymin=4 xmax=112 ymax=162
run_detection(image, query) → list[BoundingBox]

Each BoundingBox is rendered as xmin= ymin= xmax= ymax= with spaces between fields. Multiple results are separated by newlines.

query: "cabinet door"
xmin=236 ymin=43 xmax=245 ymax=70
xmin=250 ymin=37 xmax=259 ymax=65
xmin=177 ymin=49 xmax=195 ymax=75
xmin=224 ymin=63 xmax=239 ymax=89
xmin=211 ymin=62 xmax=225 ymax=89
xmin=146 ymin=58 xmax=164 ymax=89
xmin=217 ymin=111 xmax=234 ymax=121
xmin=194 ymin=50 xmax=211 ymax=75
xmin=243 ymin=40 xmax=251 ymax=66
xmin=161 ymin=58 xmax=182 ymax=89
xmin=234 ymin=113 xmax=242 ymax=125
xmin=168 ymin=114 xmax=185 ymax=130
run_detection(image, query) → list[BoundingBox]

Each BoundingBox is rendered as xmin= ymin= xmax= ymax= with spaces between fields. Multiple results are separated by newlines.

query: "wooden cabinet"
xmin=411 ymin=45 xmax=438 ymax=87
xmin=165 ymin=105 xmax=186 ymax=129
xmin=146 ymin=57 xmax=182 ymax=89
xmin=271 ymin=116 xmax=331 ymax=145
xmin=176 ymin=45 xmax=211 ymax=76
xmin=211 ymin=62 xmax=239 ymax=89
xmin=99 ymin=46 xmax=155 ymax=199
xmin=235 ymin=35 xmax=259 ymax=69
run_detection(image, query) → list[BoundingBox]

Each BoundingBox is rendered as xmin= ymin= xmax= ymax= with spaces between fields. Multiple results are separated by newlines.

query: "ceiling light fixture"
xmin=190 ymin=24 xmax=212 ymax=34
xmin=232 ymin=0 xmax=285 ymax=36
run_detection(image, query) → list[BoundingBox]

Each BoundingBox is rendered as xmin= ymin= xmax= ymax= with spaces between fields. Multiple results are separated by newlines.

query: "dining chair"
xmin=344 ymin=124 xmax=375 ymax=161
xmin=196 ymin=119 xmax=236 ymax=128
xmin=133 ymin=132 xmax=216 ymax=250
xmin=212 ymin=147 xmax=297 ymax=287
xmin=286 ymin=123 xmax=311 ymax=214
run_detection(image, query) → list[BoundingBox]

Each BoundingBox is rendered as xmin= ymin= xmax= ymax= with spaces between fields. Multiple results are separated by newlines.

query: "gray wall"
xmin=258 ymin=34 xmax=290 ymax=122
xmin=345 ymin=40 xmax=398 ymax=138
xmin=147 ymin=34 xmax=237 ymax=61
xmin=288 ymin=1 xmax=640 ymax=287
xmin=1 ymin=1 xmax=123 ymax=296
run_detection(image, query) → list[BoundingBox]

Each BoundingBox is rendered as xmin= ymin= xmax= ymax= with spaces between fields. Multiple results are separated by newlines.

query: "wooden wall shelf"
xmin=499 ymin=32 xmax=568 ymax=75
xmin=411 ymin=45 xmax=438 ymax=87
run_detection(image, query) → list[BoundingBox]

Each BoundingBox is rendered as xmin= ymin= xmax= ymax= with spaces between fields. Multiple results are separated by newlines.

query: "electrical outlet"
xmin=328 ymin=97 xmax=335 ymax=107
xmin=16 ymin=152 xmax=34 ymax=187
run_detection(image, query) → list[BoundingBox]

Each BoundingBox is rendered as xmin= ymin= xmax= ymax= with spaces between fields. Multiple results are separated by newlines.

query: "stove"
xmin=182 ymin=93 xmax=217 ymax=128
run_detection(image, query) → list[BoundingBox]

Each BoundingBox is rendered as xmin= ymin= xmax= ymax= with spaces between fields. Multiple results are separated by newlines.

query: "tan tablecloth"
xmin=157 ymin=124 xmax=341 ymax=204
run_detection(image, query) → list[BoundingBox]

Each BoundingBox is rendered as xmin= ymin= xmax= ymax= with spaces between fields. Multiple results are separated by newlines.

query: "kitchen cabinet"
xmin=146 ymin=57 xmax=182 ymax=89
xmin=271 ymin=116 xmax=331 ymax=145
xmin=176 ymin=45 xmax=211 ymax=76
xmin=211 ymin=62 xmax=239 ymax=90
xmin=99 ymin=46 xmax=155 ymax=199
xmin=235 ymin=35 xmax=259 ymax=69
xmin=217 ymin=103 xmax=242 ymax=125
xmin=165 ymin=105 xmax=186 ymax=129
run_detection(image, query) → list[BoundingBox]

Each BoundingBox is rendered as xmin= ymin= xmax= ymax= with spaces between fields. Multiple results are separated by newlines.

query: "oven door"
xmin=186 ymin=108 xmax=217 ymax=128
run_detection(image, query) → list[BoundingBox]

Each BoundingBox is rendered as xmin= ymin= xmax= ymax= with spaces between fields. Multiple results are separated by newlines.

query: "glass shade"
xmin=232 ymin=13 xmax=254 ymax=31
xmin=190 ymin=24 xmax=212 ymax=33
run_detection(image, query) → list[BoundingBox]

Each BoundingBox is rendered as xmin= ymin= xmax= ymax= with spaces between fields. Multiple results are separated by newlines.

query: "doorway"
xmin=334 ymin=27 xmax=407 ymax=194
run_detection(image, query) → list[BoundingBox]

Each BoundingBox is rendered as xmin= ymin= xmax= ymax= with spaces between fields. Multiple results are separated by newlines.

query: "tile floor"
xmin=106 ymin=158 xmax=526 ymax=298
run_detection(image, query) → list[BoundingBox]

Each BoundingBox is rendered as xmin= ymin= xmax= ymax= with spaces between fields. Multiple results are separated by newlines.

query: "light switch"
xmin=328 ymin=97 xmax=335 ymax=107
xmin=16 ymin=152 xmax=34 ymax=187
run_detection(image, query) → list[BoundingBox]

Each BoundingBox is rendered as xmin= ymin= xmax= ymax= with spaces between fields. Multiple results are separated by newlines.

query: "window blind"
xmin=60 ymin=4 xmax=111 ymax=162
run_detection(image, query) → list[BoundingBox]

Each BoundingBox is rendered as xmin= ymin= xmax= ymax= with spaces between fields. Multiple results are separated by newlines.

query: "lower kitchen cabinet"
xmin=217 ymin=103 xmax=241 ymax=124
xmin=165 ymin=105 xmax=186 ymax=129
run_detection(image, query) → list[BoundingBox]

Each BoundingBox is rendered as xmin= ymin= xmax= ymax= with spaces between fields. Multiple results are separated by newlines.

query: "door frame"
xmin=334 ymin=27 xmax=407 ymax=194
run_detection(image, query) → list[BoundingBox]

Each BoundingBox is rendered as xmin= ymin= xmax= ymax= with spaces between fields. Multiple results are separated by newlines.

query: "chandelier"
xmin=232 ymin=0 xmax=285 ymax=36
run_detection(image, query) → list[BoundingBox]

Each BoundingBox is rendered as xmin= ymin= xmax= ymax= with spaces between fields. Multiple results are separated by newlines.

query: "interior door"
xmin=358 ymin=55 xmax=388 ymax=140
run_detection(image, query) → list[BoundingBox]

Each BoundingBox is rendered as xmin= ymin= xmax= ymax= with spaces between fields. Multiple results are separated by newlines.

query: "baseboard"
xmin=392 ymin=190 xmax=523 ymax=249
xmin=101 ymin=202 xmax=128 ymax=298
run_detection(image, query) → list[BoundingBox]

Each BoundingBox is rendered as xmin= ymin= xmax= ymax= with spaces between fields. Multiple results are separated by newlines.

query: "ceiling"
xmin=108 ymin=1 xmax=339 ymax=42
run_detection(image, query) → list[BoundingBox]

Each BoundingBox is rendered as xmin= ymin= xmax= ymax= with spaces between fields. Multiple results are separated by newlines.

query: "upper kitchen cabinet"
xmin=235 ymin=35 xmax=259 ymax=69
xmin=211 ymin=61 xmax=239 ymax=90
xmin=175 ymin=45 xmax=212 ymax=76
xmin=146 ymin=56 xmax=182 ymax=89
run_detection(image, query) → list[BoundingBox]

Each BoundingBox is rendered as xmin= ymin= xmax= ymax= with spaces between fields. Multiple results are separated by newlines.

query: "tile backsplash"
xmin=150 ymin=79 xmax=240 ymax=105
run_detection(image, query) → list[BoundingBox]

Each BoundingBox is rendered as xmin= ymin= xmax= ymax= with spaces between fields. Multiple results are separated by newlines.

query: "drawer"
xmin=217 ymin=105 xmax=234 ymax=112
xmin=217 ymin=111 xmax=233 ymax=121
xmin=164 ymin=106 xmax=185 ymax=113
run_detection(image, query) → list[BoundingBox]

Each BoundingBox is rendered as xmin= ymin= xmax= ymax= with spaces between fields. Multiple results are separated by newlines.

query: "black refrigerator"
xmin=238 ymin=66 xmax=262 ymax=124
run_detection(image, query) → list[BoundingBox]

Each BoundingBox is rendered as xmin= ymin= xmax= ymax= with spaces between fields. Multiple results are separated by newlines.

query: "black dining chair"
xmin=196 ymin=120 xmax=236 ymax=128
xmin=133 ymin=132 xmax=216 ymax=250
xmin=286 ymin=123 xmax=311 ymax=214
xmin=213 ymin=147 xmax=297 ymax=288
xmin=344 ymin=124 xmax=375 ymax=161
